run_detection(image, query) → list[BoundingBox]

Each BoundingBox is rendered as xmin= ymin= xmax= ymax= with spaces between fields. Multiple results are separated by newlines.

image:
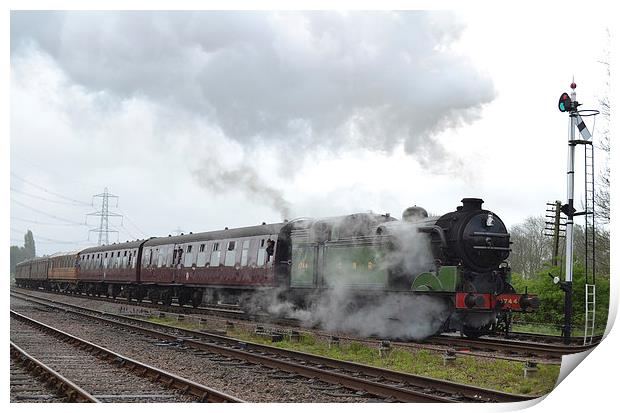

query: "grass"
xmin=147 ymin=316 xmax=560 ymax=397
xmin=512 ymin=323 xmax=606 ymax=337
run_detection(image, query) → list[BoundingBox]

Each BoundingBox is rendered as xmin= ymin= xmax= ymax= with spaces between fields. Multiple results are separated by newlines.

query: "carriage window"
xmin=194 ymin=242 xmax=207 ymax=267
xmin=176 ymin=247 xmax=183 ymax=266
xmin=257 ymin=239 xmax=267 ymax=266
xmin=224 ymin=241 xmax=237 ymax=267
xmin=157 ymin=249 xmax=165 ymax=268
xmin=184 ymin=245 xmax=195 ymax=267
xmin=145 ymin=249 xmax=152 ymax=267
xmin=210 ymin=243 xmax=221 ymax=266
xmin=166 ymin=246 xmax=174 ymax=267
xmin=241 ymin=240 xmax=250 ymax=266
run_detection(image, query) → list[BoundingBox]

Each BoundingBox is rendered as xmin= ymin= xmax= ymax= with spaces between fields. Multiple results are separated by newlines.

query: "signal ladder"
xmin=584 ymin=284 xmax=596 ymax=345
xmin=582 ymin=140 xmax=596 ymax=345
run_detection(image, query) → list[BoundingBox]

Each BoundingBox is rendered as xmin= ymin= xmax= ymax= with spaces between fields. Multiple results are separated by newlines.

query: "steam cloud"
xmin=258 ymin=285 xmax=450 ymax=340
xmin=250 ymin=219 xmax=451 ymax=340
xmin=11 ymin=11 xmax=495 ymax=212
xmin=194 ymin=164 xmax=292 ymax=220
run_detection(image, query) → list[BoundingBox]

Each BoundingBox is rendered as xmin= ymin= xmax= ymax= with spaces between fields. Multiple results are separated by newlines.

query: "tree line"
xmin=508 ymin=217 xmax=610 ymax=279
xmin=10 ymin=230 xmax=36 ymax=276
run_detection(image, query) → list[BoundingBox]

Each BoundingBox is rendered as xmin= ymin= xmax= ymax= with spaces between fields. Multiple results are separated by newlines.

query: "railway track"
xmin=490 ymin=330 xmax=603 ymax=345
xmin=424 ymin=335 xmax=599 ymax=359
xmin=13 ymin=287 xmax=602 ymax=360
xmin=10 ymin=309 xmax=243 ymax=403
xmin=10 ymin=342 xmax=95 ymax=403
xmin=11 ymin=290 xmax=536 ymax=403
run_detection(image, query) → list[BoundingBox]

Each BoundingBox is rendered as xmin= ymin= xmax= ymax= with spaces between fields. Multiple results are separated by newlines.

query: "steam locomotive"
xmin=14 ymin=198 xmax=538 ymax=338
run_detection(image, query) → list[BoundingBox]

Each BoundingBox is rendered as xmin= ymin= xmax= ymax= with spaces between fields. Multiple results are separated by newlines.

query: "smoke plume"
xmin=193 ymin=163 xmax=292 ymax=220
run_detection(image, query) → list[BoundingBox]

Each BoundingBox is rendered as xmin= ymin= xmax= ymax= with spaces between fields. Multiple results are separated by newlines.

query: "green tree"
xmin=10 ymin=229 xmax=36 ymax=276
xmin=512 ymin=265 xmax=610 ymax=333
xmin=24 ymin=230 xmax=36 ymax=259
xmin=508 ymin=217 xmax=551 ymax=278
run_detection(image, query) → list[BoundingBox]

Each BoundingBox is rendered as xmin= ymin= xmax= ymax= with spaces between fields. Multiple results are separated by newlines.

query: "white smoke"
xmin=193 ymin=161 xmax=292 ymax=220
xmin=252 ymin=217 xmax=450 ymax=340
xmin=299 ymin=286 xmax=450 ymax=340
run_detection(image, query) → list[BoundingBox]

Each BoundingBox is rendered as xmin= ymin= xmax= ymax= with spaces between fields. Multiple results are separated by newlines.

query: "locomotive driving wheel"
xmin=493 ymin=312 xmax=512 ymax=337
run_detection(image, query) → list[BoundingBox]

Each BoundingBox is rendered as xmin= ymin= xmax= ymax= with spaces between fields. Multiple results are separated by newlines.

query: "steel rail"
xmin=426 ymin=335 xmax=598 ymax=358
xmin=490 ymin=330 xmax=604 ymax=345
xmin=11 ymin=291 xmax=535 ymax=403
xmin=10 ymin=341 xmax=100 ymax=403
xmin=10 ymin=310 xmax=244 ymax=403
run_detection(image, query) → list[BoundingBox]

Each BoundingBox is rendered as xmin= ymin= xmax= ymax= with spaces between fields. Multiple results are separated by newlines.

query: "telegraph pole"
xmin=544 ymin=200 xmax=565 ymax=267
xmin=87 ymin=187 xmax=123 ymax=245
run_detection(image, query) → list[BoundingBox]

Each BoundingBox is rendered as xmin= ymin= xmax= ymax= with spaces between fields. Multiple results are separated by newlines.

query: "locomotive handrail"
xmin=471 ymin=232 xmax=509 ymax=238
xmin=472 ymin=246 xmax=511 ymax=251
xmin=417 ymin=225 xmax=448 ymax=249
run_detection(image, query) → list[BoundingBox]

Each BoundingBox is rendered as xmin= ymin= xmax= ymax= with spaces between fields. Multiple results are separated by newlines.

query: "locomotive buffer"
xmin=557 ymin=81 xmax=599 ymax=345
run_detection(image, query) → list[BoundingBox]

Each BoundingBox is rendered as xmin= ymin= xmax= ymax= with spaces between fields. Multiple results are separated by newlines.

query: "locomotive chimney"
xmin=461 ymin=198 xmax=484 ymax=211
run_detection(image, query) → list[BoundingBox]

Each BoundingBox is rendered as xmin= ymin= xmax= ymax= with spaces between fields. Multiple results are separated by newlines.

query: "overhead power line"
xmin=10 ymin=172 xmax=91 ymax=206
xmin=11 ymin=199 xmax=88 ymax=226
xmin=11 ymin=187 xmax=91 ymax=207
xmin=11 ymin=226 xmax=91 ymax=246
xmin=117 ymin=208 xmax=148 ymax=237
xmin=11 ymin=216 xmax=85 ymax=227
xmin=110 ymin=223 xmax=137 ymax=241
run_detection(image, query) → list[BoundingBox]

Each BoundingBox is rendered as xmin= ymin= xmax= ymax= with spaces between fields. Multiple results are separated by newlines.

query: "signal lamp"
xmin=558 ymin=92 xmax=572 ymax=112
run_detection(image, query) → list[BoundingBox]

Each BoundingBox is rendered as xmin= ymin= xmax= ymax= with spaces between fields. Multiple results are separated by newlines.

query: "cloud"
xmin=11 ymin=11 xmax=497 ymax=248
xmin=11 ymin=11 xmax=495 ymax=167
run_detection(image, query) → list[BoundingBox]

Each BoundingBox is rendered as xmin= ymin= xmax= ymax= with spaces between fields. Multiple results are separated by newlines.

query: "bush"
xmin=511 ymin=264 xmax=609 ymax=332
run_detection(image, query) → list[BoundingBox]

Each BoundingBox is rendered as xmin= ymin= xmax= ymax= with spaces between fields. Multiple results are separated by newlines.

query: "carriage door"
xmin=171 ymin=243 xmax=184 ymax=284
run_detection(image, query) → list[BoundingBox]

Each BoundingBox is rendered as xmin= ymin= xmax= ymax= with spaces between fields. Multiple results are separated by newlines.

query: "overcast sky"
xmin=9 ymin=9 xmax=611 ymax=256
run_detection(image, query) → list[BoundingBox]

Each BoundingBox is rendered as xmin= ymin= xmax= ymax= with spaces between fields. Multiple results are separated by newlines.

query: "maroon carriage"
xmin=14 ymin=257 xmax=49 ymax=289
xmin=78 ymin=240 xmax=146 ymax=297
xmin=139 ymin=223 xmax=286 ymax=306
